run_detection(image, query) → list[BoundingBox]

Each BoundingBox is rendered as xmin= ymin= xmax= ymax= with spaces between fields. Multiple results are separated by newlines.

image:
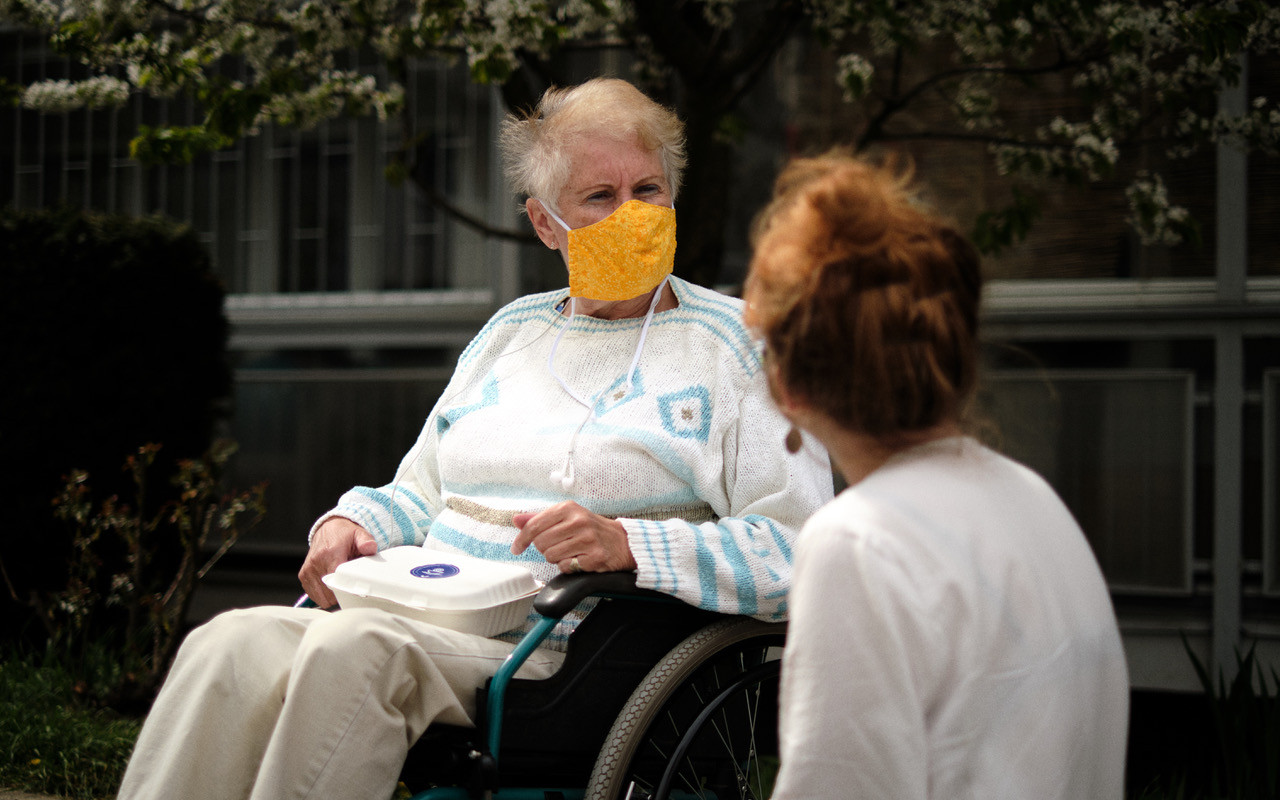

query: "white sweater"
xmin=313 ymin=277 xmax=833 ymax=649
xmin=773 ymin=437 xmax=1129 ymax=800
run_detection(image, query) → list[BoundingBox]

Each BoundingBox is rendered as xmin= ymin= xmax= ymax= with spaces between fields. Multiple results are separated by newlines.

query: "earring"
xmin=785 ymin=426 xmax=803 ymax=454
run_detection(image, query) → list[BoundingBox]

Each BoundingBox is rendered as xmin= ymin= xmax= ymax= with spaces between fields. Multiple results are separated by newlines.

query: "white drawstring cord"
xmin=547 ymin=295 xmax=593 ymax=408
xmin=382 ymin=277 xmax=669 ymax=512
xmin=626 ymin=277 xmax=666 ymax=391
xmin=548 ymin=277 xmax=668 ymax=490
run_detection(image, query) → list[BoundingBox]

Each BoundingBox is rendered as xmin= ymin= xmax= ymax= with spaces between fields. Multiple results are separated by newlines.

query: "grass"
xmin=0 ymin=650 xmax=141 ymax=800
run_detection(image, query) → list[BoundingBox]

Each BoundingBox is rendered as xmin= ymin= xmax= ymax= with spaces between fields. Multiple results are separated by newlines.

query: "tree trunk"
xmin=629 ymin=0 xmax=803 ymax=289
xmin=675 ymin=97 xmax=733 ymax=288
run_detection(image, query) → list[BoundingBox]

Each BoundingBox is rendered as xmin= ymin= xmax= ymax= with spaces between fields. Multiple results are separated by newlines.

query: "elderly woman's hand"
xmin=511 ymin=501 xmax=638 ymax=574
xmin=298 ymin=517 xmax=378 ymax=607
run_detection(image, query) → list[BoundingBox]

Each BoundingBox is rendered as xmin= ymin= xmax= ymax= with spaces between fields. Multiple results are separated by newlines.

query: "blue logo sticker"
xmin=410 ymin=563 xmax=461 ymax=579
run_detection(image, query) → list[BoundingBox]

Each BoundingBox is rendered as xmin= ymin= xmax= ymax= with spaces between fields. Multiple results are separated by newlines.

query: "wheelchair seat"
xmin=399 ymin=572 xmax=786 ymax=800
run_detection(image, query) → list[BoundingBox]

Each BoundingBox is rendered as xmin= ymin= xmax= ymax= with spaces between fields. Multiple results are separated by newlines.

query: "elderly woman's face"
xmin=542 ymin=134 xmax=671 ymax=242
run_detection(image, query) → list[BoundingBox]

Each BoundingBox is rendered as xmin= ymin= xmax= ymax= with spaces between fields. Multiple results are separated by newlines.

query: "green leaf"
xmin=0 ymin=77 xmax=21 ymax=108
xmin=971 ymin=188 xmax=1041 ymax=255
xmin=128 ymin=125 xmax=233 ymax=165
xmin=198 ymin=81 xmax=274 ymax=140
xmin=384 ymin=160 xmax=409 ymax=186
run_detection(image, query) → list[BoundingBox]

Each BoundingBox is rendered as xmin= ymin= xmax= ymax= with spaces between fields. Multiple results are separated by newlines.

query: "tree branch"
xmin=379 ymin=58 xmax=539 ymax=245
xmin=422 ymin=180 xmax=539 ymax=243
xmin=630 ymin=0 xmax=714 ymax=82
xmin=718 ymin=0 xmax=803 ymax=80
xmin=858 ymin=51 xmax=1106 ymax=150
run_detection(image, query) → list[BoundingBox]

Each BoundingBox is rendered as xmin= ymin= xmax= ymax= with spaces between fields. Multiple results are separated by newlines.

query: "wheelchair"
xmin=395 ymin=570 xmax=786 ymax=800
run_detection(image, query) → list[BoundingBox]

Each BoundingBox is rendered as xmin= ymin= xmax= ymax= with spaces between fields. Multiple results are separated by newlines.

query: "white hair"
xmin=499 ymin=78 xmax=687 ymax=208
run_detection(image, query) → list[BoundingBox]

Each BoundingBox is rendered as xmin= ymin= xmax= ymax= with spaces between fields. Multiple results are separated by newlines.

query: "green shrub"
xmin=1188 ymin=644 xmax=1280 ymax=799
xmin=1132 ymin=643 xmax=1280 ymax=799
xmin=0 ymin=206 xmax=231 ymax=647
xmin=7 ymin=440 xmax=267 ymax=712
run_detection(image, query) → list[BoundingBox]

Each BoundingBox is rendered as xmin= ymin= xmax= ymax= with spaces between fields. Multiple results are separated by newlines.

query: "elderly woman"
xmin=744 ymin=154 xmax=1128 ymax=799
xmin=116 ymin=78 xmax=832 ymax=800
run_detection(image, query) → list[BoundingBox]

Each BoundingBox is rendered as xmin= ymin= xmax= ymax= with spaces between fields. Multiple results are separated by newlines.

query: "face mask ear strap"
xmin=538 ymin=199 xmax=571 ymax=232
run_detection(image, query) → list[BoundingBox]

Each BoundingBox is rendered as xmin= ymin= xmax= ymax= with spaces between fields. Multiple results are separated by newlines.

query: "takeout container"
xmin=322 ymin=546 xmax=542 ymax=637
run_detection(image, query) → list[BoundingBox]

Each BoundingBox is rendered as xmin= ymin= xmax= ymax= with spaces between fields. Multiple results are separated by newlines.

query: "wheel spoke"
xmin=666 ymin=652 xmax=772 ymax=800
xmin=707 ymin=676 xmax=766 ymax=799
xmin=589 ymin=622 xmax=785 ymax=800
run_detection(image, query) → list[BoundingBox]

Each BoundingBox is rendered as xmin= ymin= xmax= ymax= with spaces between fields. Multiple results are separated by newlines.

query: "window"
xmin=978 ymin=370 xmax=1195 ymax=592
xmin=227 ymin=361 xmax=453 ymax=555
xmin=1 ymin=32 xmax=502 ymax=294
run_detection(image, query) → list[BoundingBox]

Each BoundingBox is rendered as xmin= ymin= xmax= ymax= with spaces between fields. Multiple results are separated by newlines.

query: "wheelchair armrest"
xmin=533 ymin=571 xmax=672 ymax=619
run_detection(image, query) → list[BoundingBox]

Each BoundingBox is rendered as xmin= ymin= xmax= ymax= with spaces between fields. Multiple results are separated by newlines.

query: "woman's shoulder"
xmin=456 ymin=289 xmax=560 ymax=370
xmin=803 ymin=491 xmax=877 ymax=540
xmin=489 ymin=288 xmax=564 ymax=323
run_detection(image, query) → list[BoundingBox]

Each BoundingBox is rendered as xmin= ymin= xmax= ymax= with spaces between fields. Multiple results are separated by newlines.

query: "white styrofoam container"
xmin=322 ymin=546 xmax=541 ymax=637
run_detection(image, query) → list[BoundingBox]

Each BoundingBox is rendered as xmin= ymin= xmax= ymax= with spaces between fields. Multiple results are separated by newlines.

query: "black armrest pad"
xmin=533 ymin=571 xmax=671 ymax=618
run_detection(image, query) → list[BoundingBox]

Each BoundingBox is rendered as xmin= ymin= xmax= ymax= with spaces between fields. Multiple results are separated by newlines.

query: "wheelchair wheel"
xmin=585 ymin=617 xmax=785 ymax=800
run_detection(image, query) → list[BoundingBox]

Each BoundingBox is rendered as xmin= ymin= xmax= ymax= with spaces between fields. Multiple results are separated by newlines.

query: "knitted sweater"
xmin=312 ymin=277 xmax=833 ymax=649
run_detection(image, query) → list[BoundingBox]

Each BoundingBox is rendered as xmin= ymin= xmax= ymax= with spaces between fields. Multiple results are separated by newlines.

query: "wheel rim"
xmin=611 ymin=634 xmax=783 ymax=800
xmin=653 ymin=658 xmax=781 ymax=800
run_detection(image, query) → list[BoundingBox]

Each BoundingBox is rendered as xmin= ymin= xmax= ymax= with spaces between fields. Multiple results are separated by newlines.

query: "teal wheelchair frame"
xmin=308 ymin=571 xmax=786 ymax=800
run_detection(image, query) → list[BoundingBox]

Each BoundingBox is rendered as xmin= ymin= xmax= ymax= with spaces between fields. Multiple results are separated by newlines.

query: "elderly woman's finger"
xmin=510 ymin=510 xmax=542 ymax=554
xmin=511 ymin=502 xmax=576 ymax=554
xmin=298 ymin=518 xmax=375 ymax=608
xmin=540 ymin=536 xmax=585 ymax=565
xmin=298 ymin=560 xmax=337 ymax=608
xmin=515 ymin=502 xmax=637 ymax=572
xmin=557 ymin=556 xmax=587 ymax=574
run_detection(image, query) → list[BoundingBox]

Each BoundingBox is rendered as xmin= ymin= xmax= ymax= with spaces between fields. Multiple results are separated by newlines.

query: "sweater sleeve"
xmin=620 ymin=372 xmax=833 ymax=621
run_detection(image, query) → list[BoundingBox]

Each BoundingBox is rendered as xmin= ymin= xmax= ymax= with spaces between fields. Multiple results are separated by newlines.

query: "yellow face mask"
xmin=542 ymin=199 xmax=677 ymax=301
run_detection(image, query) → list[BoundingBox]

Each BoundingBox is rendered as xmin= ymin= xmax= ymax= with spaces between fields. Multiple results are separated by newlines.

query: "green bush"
xmin=0 ymin=206 xmax=231 ymax=646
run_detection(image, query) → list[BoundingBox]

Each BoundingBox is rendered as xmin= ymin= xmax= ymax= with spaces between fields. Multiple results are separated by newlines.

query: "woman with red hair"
xmin=745 ymin=154 xmax=1129 ymax=799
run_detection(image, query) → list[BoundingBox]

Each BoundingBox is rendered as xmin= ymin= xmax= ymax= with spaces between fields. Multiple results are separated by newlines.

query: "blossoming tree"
xmin=3 ymin=0 xmax=1278 ymax=284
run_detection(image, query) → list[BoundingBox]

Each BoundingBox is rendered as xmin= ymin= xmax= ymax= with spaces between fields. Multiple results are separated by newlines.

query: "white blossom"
xmin=560 ymin=0 xmax=626 ymax=36
xmin=259 ymin=70 xmax=403 ymax=128
xmin=836 ymin=53 xmax=874 ymax=103
xmin=1126 ymin=172 xmax=1191 ymax=246
xmin=700 ymin=0 xmax=734 ymax=30
xmin=21 ymin=75 xmax=131 ymax=112
xmin=4 ymin=0 xmax=1276 ymax=251
xmin=956 ymin=77 xmax=998 ymax=130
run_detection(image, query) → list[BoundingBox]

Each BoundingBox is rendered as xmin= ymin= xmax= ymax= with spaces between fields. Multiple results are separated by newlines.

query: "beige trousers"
xmin=116 ymin=605 xmax=565 ymax=800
